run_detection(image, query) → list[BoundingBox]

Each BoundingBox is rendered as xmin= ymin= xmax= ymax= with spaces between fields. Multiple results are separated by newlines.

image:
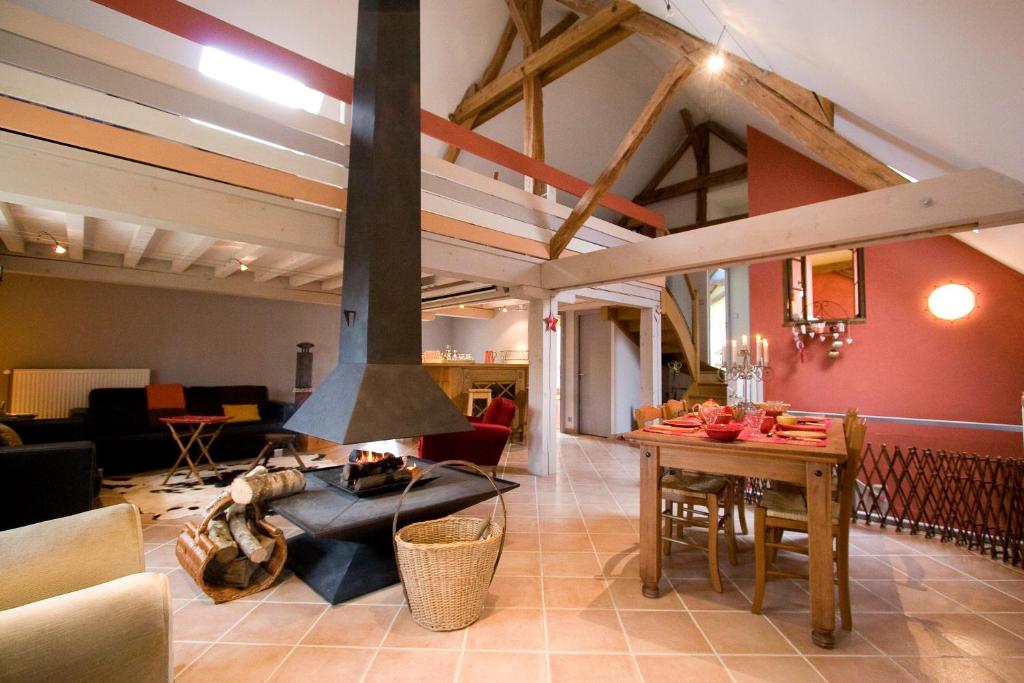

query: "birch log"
xmin=231 ymin=469 xmax=306 ymax=505
xmin=227 ymin=503 xmax=270 ymax=563
xmin=206 ymin=517 xmax=239 ymax=563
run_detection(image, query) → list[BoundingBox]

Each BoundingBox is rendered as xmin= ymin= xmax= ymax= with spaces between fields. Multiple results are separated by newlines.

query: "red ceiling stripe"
xmin=90 ymin=0 xmax=664 ymax=231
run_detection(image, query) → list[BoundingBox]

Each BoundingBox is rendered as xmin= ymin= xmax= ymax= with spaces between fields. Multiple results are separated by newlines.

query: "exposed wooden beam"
xmin=253 ymin=252 xmax=317 ymax=283
xmin=669 ymin=213 xmax=748 ymax=233
xmin=425 ymin=305 xmax=497 ymax=320
xmin=540 ymin=168 xmax=1024 ymax=289
xmin=635 ymin=163 xmax=748 ymax=206
xmin=0 ymin=201 xmax=25 ymax=252
xmin=705 ymin=120 xmax=746 ymax=156
xmin=442 ymin=18 xmax=517 ymax=164
xmin=540 ymin=12 xmax=579 ymax=47
xmin=694 ymin=125 xmax=710 ymax=224
xmin=452 ymin=1 xmax=638 ymax=125
xmin=320 ymin=275 xmax=342 ymax=291
xmin=64 ymin=214 xmax=84 ymax=260
xmin=123 ymin=224 xmax=155 ymax=267
xmin=549 ymin=59 xmax=694 ymax=258
xmin=555 ymin=0 xmax=907 ymax=191
xmin=511 ymin=0 xmax=547 ymax=196
xmin=290 ymin=261 xmax=342 ymax=288
xmin=170 ymin=235 xmax=216 ymax=273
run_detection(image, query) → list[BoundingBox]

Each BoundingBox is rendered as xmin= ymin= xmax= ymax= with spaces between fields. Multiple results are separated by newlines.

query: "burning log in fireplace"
xmin=341 ymin=450 xmax=419 ymax=492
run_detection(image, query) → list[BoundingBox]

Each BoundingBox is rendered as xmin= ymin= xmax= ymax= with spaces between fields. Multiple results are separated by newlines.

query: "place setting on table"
xmin=641 ymin=399 xmax=833 ymax=447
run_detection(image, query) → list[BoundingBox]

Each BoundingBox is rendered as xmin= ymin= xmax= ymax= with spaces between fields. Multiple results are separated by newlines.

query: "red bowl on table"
xmin=704 ymin=423 xmax=744 ymax=442
xmin=713 ymin=414 xmax=734 ymax=425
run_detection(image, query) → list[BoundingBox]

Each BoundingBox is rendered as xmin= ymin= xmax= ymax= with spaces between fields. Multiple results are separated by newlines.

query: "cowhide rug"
xmin=102 ymin=453 xmax=338 ymax=520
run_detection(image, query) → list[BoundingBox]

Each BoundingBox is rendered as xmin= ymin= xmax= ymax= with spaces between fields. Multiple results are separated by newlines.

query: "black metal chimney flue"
xmin=285 ymin=0 xmax=471 ymax=444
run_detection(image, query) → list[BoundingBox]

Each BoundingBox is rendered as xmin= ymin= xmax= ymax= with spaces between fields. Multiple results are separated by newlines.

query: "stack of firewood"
xmin=201 ymin=466 xmax=305 ymax=588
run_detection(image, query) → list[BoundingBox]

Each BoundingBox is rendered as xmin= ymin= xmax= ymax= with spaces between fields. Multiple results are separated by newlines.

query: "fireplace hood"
xmin=285 ymin=0 xmax=471 ymax=445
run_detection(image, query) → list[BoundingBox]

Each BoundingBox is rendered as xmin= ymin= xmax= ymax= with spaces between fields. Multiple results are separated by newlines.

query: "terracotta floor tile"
xmin=848 ymin=556 xmax=910 ymax=580
xmin=584 ymin=516 xmax=635 ymax=534
xmin=504 ymin=516 xmax=538 ymax=534
xmin=538 ymin=532 xmax=594 ymax=552
xmin=465 ymin=608 xmax=545 ymax=651
xmin=362 ymin=649 xmax=459 ymax=683
xmin=177 ymin=643 xmax=292 ymax=683
xmin=860 ymin=580 xmax=969 ymax=612
xmin=634 ymin=654 xmax=730 ymax=682
xmin=978 ymin=657 xmax=1024 ymax=683
xmin=494 ymin=551 xmax=541 ymax=577
xmin=382 ymin=608 xmax=465 ymax=649
xmin=162 ymin=567 xmax=202 ymax=599
xmin=848 ymin=534 xmax=923 ymax=555
xmin=302 ymin=605 xmax=398 ymax=646
xmin=598 ymin=552 xmax=640 ymax=578
xmin=548 ymin=654 xmax=640 ymax=683
xmin=536 ymin=503 xmax=582 ymax=518
xmin=344 ymin=582 xmax=406 ymax=606
xmin=503 ymin=532 xmax=539 ymax=551
xmin=884 ymin=555 xmax=972 ymax=580
xmin=691 ymin=612 xmax=796 ymax=654
xmin=545 ymin=609 xmax=629 ymax=653
xmin=767 ymin=611 xmax=879 ymax=655
xmin=263 ymin=573 xmax=327 ymax=604
xmin=925 ymin=580 xmax=1024 ymax=612
xmin=985 ymin=581 xmax=1024 ymax=601
xmin=661 ymin=548 xmax=718 ymax=579
xmin=810 ymin=656 xmax=916 ymax=682
xmin=268 ymin=646 xmax=376 ymax=682
xmin=542 ymin=576 xmax=613 ymax=609
xmin=588 ymin=533 xmax=639 ymax=553
xmin=892 ymin=656 xmax=1007 ymax=682
xmin=721 ymin=655 xmax=822 ymax=683
xmin=848 ymin=580 xmax=905 ymax=612
xmin=173 ymin=600 xmax=255 ymax=641
xmin=222 ymin=602 xmax=326 ymax=644
xmin=539 ymin=516 xmax=586 ymax=533
xmin=172 ymin=641 xmax=212 ymax=677
xmin=619 ymin=609 xmax=711 ymax=653
xmin=937 ymin=556 xmax=1024 ymax=581
xmin=608 ymin=577 xmax=683 ymax=610
xmin=981 ymin=612 xmax=1024 ymax=638
xmin=457 ymin=651 xmax=546 ymax=683
xmin=484 ymin=576 xmax=543 ymax=608
xmin=144 ymin=542 xmax=178 ymax=568
xmin=857 ymin=612 xmax=1024 ymax=656
xmin=541 ymin=551 xmax=602 ymax=577
xmin=142 ymin=524 xmax=181 ymax=543
xmin=674 ymin=578 xmax=752 ymax=611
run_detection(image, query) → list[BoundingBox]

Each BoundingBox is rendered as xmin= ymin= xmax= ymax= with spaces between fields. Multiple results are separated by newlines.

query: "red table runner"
xmin=643 ymin=421 xmax=830 ymax=447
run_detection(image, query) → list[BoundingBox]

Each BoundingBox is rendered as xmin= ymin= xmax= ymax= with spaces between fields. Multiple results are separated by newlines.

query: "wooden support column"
xmin=528 ymin=295 xmax=560 ymax=475
xmin=695 ymin=124 xmax=710 ymax=225
xmin=508 ymin=0 xmax=547 ymax=195
xmin=549 ymin=58 xmax=693 ymax=258
xmin=560 ymin=309 xmax=578 ymax=433
xmin=639 ymin=306 xmax=662 ymax=406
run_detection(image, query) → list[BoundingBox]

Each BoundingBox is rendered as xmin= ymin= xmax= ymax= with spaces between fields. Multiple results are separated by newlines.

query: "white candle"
xmin=755 ymin=334 xmax=762 ymax=363
xmin=741 ymin=334 xmax=748 ymax=352
xmin=763 ymin=338 xmax=769 ymax=364
xmin=731 ymin=339 xmax=737 ymax=363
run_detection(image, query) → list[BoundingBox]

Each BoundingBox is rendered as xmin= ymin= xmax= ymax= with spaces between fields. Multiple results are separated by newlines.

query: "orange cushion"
xmin=145 ymin=383 xmax=186 ymax=410
xmin=222 ymin=403 xmax=261 ymax=422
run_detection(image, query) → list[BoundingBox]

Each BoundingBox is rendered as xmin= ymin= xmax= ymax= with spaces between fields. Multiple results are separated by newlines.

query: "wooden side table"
xmin=160 ymin=415 xmax=232 ymax=484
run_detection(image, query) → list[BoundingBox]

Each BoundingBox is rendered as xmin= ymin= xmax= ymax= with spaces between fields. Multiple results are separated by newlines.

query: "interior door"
xmin=577 ymin=311 xmax=611 ymax=437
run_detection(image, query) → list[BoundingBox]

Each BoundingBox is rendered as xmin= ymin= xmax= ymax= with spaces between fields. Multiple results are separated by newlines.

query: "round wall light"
xmin=927 ymin=282 xmax=977 ymax=321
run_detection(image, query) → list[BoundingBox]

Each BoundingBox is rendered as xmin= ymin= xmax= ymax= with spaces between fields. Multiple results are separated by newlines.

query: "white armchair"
xmin=0 ymin=504 xmax=172 ymax=683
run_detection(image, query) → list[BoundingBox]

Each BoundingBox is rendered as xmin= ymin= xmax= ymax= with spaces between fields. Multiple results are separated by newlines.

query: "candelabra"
xmin=717 ymin=346 xmax=772 ymax=405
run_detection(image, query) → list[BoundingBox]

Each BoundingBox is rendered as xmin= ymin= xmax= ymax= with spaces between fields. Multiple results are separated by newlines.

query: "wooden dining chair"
xmin=661 ymin=399 xmax=687 ymax=420
xmin=634 ymin=404 xmax=664 ymax=429
xmin=751 ymin=417 xmax=867 ymax=630
xmin=661 ymin=471 xmax=738 ymax=593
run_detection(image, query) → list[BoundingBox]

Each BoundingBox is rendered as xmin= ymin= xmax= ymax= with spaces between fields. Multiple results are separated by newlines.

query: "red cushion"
xmin=481 ymin=398 xmax=516 ymax=427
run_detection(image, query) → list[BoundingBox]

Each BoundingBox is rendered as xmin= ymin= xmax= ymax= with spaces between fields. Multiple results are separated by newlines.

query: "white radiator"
xmin=8 ymin=369 xmax=151 ymax=418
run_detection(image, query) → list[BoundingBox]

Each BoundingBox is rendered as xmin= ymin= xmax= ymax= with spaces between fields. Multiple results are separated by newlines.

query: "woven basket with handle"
xmin=175 ymin=494 xmax=287 ymax=604
xmin=392 ymin=460 xmax=507 ymax=631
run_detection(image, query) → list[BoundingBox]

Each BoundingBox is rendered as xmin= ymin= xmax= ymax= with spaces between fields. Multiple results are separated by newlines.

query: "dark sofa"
xmin=87 ymin=385 xmax=295 ymax=475
xmin=0 ymin=440 xmax=96 ymax=530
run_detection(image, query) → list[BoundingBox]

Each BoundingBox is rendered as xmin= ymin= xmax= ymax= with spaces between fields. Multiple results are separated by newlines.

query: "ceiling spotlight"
xmin=53 ymin=243 xmax=67 ymax=255
xmin=459 ymin=304 xmax=465 ymax=309
xmin=501 ymin=307 xmax=508 ymax=313
xmin=706 ymin=51 xmax=726 ymax=73
xmin=239 ymin=263 xmax=249 ymax=272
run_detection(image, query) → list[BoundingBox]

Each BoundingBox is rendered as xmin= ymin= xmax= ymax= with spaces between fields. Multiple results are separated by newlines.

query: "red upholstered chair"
xmin=418 ymin=397 xmax=516 ymax=473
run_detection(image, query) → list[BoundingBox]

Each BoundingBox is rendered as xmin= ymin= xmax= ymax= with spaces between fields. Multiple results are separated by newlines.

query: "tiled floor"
xmin=138 ymin=434 xmax=1024 ymax=682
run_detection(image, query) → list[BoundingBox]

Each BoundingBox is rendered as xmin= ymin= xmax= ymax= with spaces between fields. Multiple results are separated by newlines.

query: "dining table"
xmin=626 ymin=420 xmax=848 ymax=649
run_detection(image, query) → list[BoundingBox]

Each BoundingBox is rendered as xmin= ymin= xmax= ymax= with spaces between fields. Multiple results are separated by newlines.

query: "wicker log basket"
xmin=392 ymin=460 xmax=507 ymax=631
xmin=175 ymin=495 xmax=287 ymax=604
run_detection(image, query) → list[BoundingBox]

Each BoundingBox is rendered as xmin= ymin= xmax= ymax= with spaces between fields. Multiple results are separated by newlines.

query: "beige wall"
xmin=0 ymin=273 xmax=343 ymax=404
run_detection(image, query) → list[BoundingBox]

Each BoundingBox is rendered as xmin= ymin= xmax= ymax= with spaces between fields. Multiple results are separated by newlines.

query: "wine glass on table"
xmin=743 ymin=408 xmax=766 ymax=437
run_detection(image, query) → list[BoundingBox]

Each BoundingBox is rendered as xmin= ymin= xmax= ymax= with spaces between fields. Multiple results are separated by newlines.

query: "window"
xmin=198 ymin=46 xmax=324 ymax=114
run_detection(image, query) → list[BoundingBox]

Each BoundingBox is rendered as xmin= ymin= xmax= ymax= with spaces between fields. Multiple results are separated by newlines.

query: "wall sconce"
xmin=40 ymin=231 xmax=66 ymax=255
xmin=927 ymin=282 xmax=977 ymax=322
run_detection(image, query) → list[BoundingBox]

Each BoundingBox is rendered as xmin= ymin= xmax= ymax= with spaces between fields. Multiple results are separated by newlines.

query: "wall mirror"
xmin=783 ymin=248 xmax=865 ymax=324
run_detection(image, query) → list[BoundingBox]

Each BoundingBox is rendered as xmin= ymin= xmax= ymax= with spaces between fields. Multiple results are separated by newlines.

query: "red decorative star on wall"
xmin=544 ymin=314 xmax=559 ymax=332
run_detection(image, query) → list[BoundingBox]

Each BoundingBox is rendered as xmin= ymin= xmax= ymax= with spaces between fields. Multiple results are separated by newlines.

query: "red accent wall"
xmin=747 ymin=128 xmax=1024 ymax=456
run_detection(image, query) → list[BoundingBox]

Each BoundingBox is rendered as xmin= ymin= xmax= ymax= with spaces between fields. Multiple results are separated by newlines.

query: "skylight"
xmin=198 ymin=46 xmax=324 ymax=115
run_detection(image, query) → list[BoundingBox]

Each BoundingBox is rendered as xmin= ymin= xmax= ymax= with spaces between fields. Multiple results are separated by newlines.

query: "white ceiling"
xmin=9 ymin=0 xmax=1024 ymax=273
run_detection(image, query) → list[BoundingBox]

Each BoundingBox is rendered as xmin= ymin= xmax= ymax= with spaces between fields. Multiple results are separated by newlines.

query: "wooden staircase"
xmin=603 ymin=284 xmax=726 ymax=403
